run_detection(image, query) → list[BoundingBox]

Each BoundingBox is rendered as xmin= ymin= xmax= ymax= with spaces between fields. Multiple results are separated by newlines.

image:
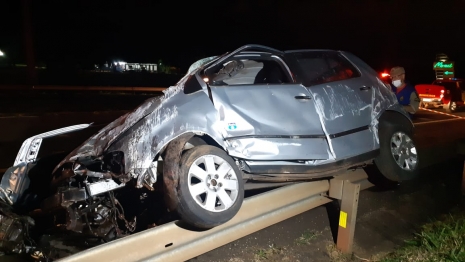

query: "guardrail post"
xmin=457 ymin=142 xmax=465 ymax=195
xmin=335 ymin=180 xmax=360 ymax=254
xmin=461 ymin=160 xmax=465 ymax=196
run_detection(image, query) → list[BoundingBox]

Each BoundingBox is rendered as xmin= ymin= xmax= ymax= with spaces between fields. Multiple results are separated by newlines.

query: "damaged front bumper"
xmin=0 ymin=200 xmax=36 ymax=255
xmin=0 ymin=165 xmax=38 ymax=256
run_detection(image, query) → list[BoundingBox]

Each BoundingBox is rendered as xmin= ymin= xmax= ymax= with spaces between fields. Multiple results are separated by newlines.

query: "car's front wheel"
xmin=176 ymin=145 xmax=244 ymax=229
xmin=373 ymin=117 xmax=419 ymax=184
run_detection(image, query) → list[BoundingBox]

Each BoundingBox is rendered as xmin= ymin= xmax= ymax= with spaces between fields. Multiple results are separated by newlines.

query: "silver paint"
xmin=39 ymin=45 xmax=413 ymax=181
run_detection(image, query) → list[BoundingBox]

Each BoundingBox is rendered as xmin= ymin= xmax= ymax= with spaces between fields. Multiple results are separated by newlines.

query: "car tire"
xmin=446 ymin=101 xmax=457 ymax=113
xmin=184 ymin=136 xmax=208 ymax=150
xmin=176 ymin=145 xmax=244 ymax=229
xmin=373 ymin=117 xmax=419 ymax=183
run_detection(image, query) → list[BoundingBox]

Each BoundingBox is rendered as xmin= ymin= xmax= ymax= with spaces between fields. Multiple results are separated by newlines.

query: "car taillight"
xmin=440 ymin=94 xmax=444 ymax=99
xmin=441 ymin=90 xmax=444 ymax=93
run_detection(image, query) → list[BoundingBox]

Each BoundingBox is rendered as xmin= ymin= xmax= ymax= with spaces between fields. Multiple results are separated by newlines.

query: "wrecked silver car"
xmin=0 ymin=45 xmax=418 ymax=257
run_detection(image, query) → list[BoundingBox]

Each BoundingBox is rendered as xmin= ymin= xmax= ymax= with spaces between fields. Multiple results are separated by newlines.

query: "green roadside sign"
xmin=433 ymin=61 xmax=454 ymax=70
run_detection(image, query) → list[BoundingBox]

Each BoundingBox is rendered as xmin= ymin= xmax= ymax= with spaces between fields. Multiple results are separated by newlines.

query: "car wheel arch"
xmin=370 ymin=109 xmax=419 ymax=183
xmin=158 ymin=132 xmax=227 ymax=156
xmin=186 ymin=135 xmax=224 ymax=150
xmin=158 ymin=132 xmax=228 ymax=211
xmin=377 ymin=109 xmax=414 ymax=133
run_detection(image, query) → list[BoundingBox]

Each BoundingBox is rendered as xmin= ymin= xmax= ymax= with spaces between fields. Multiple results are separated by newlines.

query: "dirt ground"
xmin=189 ymin=159 xmax=464 ymax=262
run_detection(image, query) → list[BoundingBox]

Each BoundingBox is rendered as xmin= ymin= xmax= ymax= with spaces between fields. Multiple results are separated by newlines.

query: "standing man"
xmin=390 ymin=66 xmax=420 ymax=117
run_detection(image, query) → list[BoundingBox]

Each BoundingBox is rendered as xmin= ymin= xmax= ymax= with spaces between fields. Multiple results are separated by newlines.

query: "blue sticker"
xmin=227 ymin=123 xmax=237 ymax=130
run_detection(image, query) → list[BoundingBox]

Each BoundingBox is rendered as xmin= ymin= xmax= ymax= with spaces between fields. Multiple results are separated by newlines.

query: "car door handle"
xmin=295 ymin=95 xmax=312 ymax=100
xmin=360 ymin=86 xmax=371 ymax=91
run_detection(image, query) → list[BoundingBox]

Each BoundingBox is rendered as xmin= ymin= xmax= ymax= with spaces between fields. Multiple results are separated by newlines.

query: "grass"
xmin=252 ymin=230 xmax=322 ymax=261
xmin=254 ymin=244 xmax=286 ymax=261
xmin=380 ymin=211 xmax=465 ymax=262
xmin=322 ymin=210 xmax=465 ymax=262
xmin=295 ymin=230 xmax=321 ymax=245
xmin=251 ymin=210 xmax=465 ymax=262
xmin=326 ymin=242 xmax=358 ymax=262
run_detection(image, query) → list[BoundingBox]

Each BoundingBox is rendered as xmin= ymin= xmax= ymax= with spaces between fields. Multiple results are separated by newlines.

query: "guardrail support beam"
xmin=336 ymin=180 xmax=360 ymax=254
xmin=457 ymin=142 xmax=465 ymax=195
xmin=461 ymin=161 xmax=465 ymax=195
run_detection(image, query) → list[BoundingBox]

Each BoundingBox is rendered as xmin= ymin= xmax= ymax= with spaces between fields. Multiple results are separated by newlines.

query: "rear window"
xmin=291 ymin=51 xmax=361 ymax=86
xmin=435 ymin=81 xmax=460 ymax=91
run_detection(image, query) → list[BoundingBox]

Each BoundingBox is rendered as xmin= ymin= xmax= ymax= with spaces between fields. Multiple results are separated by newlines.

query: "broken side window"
xmin=208 ymin=57 xmax=292 ymax=86
xmin=292 ymin=51 xmax=361 ymax=86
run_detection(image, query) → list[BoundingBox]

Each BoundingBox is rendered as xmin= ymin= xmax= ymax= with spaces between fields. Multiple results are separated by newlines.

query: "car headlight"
xmin=14 ymin=137 xmax=43 ymax=167
xmin=14 ymin=123 xmax=91 ymax=166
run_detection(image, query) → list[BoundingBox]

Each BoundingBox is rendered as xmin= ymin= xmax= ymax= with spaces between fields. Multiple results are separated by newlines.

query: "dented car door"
xmin=286 ymin=51 xmax=377 ymax=159
xmin=205 ymin=54 xmax=330 ymax=161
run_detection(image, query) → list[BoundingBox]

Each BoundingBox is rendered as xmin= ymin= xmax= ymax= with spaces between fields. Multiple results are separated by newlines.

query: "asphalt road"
xmin=414 ymin=107 xmax=463 ymax=122
xmin=0 ymin=91 xmax=158 ymax=116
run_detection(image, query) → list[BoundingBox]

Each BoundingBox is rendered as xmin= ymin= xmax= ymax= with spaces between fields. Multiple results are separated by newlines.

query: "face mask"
xmin=392 ymin=80 xmax=402 ymax=87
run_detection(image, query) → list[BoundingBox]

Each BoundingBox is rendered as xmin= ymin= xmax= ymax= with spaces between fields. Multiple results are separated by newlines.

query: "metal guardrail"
xmin=59 ymin=169 xmax=371 ymax=262
xmin=33 ymin=86 xmax=167 ymax=92
xmin=0 ymin=85 xmax=168 ymax=92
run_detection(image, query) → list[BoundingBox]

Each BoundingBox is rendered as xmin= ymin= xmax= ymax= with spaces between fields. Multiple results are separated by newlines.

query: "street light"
xmin=0 ymin=50 xmax=4 ymax=56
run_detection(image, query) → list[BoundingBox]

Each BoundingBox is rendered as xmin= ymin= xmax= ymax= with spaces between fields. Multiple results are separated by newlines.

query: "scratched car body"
xmin=0 ymin=45 xmax=419 ymax=256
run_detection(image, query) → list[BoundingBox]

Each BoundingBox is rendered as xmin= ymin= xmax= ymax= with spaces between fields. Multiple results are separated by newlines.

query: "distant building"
xmin=94 ymin=61 xmax=158 ymax=73
xmin=120 ymin=62 xmax=158 ymax=72
xmin=94 ymin=60 xmax=182 ymax=74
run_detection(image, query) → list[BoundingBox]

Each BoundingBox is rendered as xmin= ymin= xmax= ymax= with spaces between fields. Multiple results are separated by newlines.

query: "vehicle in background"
xmin=432 ymin=78 xmax=464 ymax=112
xmin=415 ymin=84 xmax=445 ymax=109
xmin=379 ymin=72 xmax=391 ymax=87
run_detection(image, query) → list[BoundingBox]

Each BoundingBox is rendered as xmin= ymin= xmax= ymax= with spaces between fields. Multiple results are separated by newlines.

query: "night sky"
xmin=3 ymin=0 xmax=465 ymax=82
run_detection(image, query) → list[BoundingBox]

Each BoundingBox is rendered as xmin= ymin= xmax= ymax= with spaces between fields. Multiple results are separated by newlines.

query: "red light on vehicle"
xmin=441 ymin=90 xmax=444 ymax=93
xmin=440 ymin=94 xmax=444 ymax=99
xmin=381 ymin=73 xmax=390 ymax=78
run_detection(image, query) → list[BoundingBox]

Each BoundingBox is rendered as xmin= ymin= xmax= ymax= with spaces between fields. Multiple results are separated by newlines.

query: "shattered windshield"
xmin=187 ymin=56 xmax=220 ymax=75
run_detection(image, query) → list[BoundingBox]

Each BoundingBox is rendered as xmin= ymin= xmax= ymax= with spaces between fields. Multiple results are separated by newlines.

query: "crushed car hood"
xmin=62 ymin=96 xmax=164 ymax=161
xmin=53 ymin=58 xmax=225 ymax=175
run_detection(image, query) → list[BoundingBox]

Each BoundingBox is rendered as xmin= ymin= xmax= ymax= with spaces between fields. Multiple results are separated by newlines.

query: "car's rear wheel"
xmin=372 ymin=117 xmax=419 ymax=184
xmin=176 ymin=145 xmax=244 ymax=229
xmin=446 ymin=101 xmax=457 ymax=113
